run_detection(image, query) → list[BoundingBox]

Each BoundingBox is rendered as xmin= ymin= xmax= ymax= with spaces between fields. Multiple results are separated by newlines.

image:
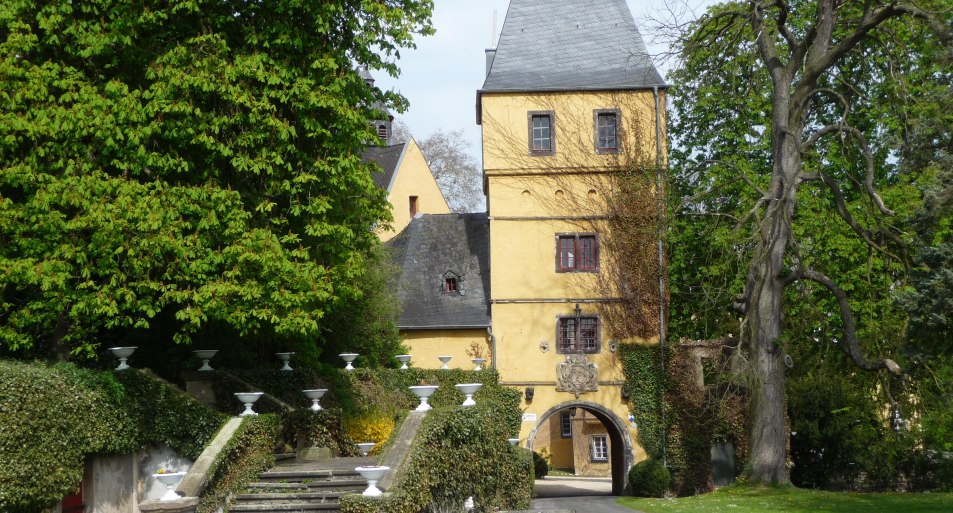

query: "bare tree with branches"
xmin=670 ymin=0 xmax=951 ymax=484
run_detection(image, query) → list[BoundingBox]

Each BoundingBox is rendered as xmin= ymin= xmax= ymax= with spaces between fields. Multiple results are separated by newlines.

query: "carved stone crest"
xmin=556 ymin=354 xmax=598 ymax=398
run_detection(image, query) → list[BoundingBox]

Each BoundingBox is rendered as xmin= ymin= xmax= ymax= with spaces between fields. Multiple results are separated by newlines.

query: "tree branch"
xmin=675 ymin=159 xmax=768 ymax=212
xmin=800 ymin=2 xmax=896 ymax=90
xmin=774 ymin=0 xmax=801 ymax=52
xmin=786 ymin=269 xmax=902 ymax=375
xmin=819 ymin=172 xmax=903 ymax=259
xmin=748 ymin=0 xmax=786 ymax=81
xmin=802 ymin=122 xmax=895 ymax=216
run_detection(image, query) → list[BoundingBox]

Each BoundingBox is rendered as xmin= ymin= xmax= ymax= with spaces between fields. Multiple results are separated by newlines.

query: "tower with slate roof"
xmin=476 ymin=0 xmax=668 ymax=491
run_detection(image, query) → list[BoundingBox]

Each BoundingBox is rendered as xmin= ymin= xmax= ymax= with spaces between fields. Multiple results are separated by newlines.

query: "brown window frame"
xmin=556 ymin=233 xmax=599 ymax=272
xmin=557 ymin=315 xmax=600 ymax=354
xmin=528 ymin=110 xmax=555 ymax=155
xmin=409 ymin=195 xmax=419 ymax=218
xmin=594 ymin=109 xmax=621 ymax=154
xmin=444 ymin=276 xmax=458 ymax=293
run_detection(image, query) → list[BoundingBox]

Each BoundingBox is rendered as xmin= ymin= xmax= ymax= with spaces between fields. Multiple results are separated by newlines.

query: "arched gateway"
xmin=527 ymin=400 xmax=635 ymax=495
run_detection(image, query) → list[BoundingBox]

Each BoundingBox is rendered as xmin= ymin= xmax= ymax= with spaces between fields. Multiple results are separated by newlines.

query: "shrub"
xmin=533 ymin=450 xmax=549 ymax=479
xmin=344 ymin=413 xmax=395 ymax=454
xmin=629 ymin=458 xmax=671 ymax=497
xmin=196 ymin=415 xmax=280 ymax=513
xmin=340 ymin=369 xmax=532 ymax=513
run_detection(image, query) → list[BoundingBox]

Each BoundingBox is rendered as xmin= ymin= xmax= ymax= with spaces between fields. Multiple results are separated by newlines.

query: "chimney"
xmin=485 ymin=9 xmax=498 ymax=77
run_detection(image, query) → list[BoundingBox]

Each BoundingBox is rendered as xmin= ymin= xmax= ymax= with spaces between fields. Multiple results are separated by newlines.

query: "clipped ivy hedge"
xmin=340 ymin=371 xmax=531 ymax=513
xmin=0 ymin=359 xmax=226 ymax=513
xmin=619 ymin=343 xmax=666 ymax=461
xmin=196 ymin=415 xmax=280 ymax=513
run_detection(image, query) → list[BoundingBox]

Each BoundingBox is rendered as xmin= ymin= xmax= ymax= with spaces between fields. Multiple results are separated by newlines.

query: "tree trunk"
xmin=743 ymin=91 xmax=803 ymax=484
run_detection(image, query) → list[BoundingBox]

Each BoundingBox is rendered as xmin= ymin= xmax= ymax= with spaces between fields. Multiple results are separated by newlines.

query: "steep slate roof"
xmin=388 ymin=213 xmax=491 ymax=329
xmin=362 ymin=143 xmax=405 ymax=190
xmin=481 ymin=0 xmax=665 ymax=92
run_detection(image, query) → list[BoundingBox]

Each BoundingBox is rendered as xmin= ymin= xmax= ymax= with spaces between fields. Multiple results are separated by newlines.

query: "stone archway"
xmin=526 ymin=400 xmax=634 ymax=495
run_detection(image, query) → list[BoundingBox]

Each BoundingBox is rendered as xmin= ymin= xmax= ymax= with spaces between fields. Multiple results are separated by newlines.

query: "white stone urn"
xmin=438 ymin=355 xmax=452 ymax=370
xmin=302 ymin=389 xmax=327 ymax=411
xmin=193 ymin=349 xmax=218 ymax=371
xmin=356 ymin=442 xmax=376 ymax=456
xmin=339 ymin=353 xmax=359 ymax=371
xmin=275 ymin=352 xmax=295 ymax=371
xmin=234 ymin=392 xmax=264 ymax=416
xmin=108 ymin=346 xmax=137 ymax=371
xmin=152 ymin=471 xmax=187 ymax=501
xmin=408 ymin=385 xmax=439 ymax=411
xmin=507 ymin=438 xmax=520 ymax=447
xmin=454 ymin=383 xmax=483 ymax=407
xmin=396 ymin=354 xmax=412 ymax=370
xmin=355 ymin=466 xmax=389 ymax=496
xmin=471 ymin=358 xmax=486 ymax=371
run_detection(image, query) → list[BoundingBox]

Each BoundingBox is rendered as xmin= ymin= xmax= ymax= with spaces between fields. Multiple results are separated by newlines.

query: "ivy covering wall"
xmin=620 ymin=342 xmax=747 ymax=495
xmin=0 ymin=359 xmax=226 ymax=513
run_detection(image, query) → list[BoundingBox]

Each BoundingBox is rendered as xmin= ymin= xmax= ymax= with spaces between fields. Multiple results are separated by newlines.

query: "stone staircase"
xmin=228 ymin=455 xmax=376 ymax=513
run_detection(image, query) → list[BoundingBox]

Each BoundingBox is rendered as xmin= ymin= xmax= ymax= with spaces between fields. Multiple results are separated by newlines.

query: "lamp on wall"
xmin=621 ymin=385 xmax=630 ymax=400
xmin=569 ymin=407 xmax=577 ymax=417
xmin=574 ymin=303 xmax=582 ymax=319
xmin=524 ymin=387 xmax=534 ymax=402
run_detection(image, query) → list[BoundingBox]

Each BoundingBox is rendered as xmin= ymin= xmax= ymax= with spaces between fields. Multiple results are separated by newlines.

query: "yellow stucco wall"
xmin=481 ymin=90 xmax=665 ymax=175
xmin=379 ymin=138 xmax=450 ymax=242
xmin=399 ymin=328 xmax=490 ymax=370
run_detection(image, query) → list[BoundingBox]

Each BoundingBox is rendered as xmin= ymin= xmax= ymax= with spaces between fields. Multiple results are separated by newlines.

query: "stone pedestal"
xmin=182 ymin=371 xmax=216 ymax=407
xmin=295 ymin=446 xmax=332 ymax=461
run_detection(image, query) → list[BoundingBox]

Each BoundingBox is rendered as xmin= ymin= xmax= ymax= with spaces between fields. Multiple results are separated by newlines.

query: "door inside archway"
xmin=527 ymin=401 xmax=634 ymax=495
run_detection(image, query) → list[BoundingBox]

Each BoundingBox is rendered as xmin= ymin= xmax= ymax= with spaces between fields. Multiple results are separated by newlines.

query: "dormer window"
xmin=443 ymin=271 xmax=461 ymax=294
xmin=377 ymin=124 xmax=389 ymax=140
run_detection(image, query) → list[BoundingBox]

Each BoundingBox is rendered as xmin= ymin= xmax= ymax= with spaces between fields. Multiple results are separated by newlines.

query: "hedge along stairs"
xmin=223 ymin=407 xmax=429 ymax=513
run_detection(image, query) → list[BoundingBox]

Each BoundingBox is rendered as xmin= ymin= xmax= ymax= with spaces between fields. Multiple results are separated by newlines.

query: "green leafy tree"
xmin=0 ymin=0 xmax=434 ymax=359
xmin=667 ymin=0 xmax=951 ymax=484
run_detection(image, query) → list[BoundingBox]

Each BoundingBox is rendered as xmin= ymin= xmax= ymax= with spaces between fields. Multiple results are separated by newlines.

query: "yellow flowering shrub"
xmin=343 ymin=414 xmax=395 ymax=454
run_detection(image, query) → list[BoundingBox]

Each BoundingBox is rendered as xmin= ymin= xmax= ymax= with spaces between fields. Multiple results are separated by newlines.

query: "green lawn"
xmin=616 ymin=486 xmax=953 ymax=513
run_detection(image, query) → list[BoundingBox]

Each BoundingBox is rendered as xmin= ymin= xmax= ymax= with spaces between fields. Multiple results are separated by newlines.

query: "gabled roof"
xmin=362 ymin=143 xmax=406 ymax=191
xmin=481 ymin=0 xmax=665 ymax=92
xmin=387 ymin=213 xmax=491 ymax=329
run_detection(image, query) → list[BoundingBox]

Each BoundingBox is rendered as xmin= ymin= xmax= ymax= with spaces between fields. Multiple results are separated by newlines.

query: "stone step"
xmin=258 ymin=469 xmax=361 ymax=480
xmin=245 ymin=479 xmax=366 ymax=491
xmin=228 ymin=502 xmax=342 ymax=512
xmin=235 ymin=492 xmax=349 ymax=502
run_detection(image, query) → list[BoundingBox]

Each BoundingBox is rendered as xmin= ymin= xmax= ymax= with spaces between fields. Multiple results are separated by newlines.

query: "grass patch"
xmin=616 ymin=485 xmax=953 ymax=513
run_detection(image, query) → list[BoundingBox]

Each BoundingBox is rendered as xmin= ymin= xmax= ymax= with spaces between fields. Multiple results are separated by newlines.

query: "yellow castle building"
xmin=388 ymin=0 xmax=667 ymax=494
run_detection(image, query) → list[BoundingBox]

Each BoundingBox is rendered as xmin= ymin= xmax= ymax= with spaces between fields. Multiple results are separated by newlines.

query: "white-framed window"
xmin=590 ymin=435 xmax=608 ymax=462
xmin=560 ymin=411 xmax=572 ymax=438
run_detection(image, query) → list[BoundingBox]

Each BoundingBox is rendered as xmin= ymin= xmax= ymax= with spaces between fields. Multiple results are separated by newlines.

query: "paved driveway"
xmin=530 ymin=477 xmax=643 ymax=513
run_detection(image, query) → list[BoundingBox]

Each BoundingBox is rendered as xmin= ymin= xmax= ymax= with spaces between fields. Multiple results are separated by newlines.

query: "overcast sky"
xmin=374 ymin=0 xmax=713 ymax=163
